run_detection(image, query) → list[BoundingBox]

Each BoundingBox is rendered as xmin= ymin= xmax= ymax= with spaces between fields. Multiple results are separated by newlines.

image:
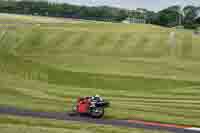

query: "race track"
xmin=0 ymin=106 xmax=199 ymax=133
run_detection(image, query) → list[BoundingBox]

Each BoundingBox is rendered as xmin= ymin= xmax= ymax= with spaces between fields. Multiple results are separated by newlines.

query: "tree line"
xmin=0 ymin=0 xmax=128 ymax=22
xmin=0 ymin=0 xmax=199 ymax=29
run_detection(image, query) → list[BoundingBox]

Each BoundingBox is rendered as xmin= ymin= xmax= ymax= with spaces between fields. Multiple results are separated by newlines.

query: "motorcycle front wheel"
xmin=90 ymin=107 xmax=104 ymax=118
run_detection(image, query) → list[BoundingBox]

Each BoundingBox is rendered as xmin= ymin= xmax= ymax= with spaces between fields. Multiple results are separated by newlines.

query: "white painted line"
xmin=186 ymin=127 xmax=200 ymax=131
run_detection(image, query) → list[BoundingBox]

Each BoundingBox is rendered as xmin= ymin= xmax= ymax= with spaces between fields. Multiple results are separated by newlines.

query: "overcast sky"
xmin=49 ymin=0 xmax=200 ymax=11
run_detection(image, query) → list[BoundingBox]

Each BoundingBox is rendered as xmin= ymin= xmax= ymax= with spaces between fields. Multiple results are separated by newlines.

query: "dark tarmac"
xmin=0 ymin=106 xmax=199 ymax=133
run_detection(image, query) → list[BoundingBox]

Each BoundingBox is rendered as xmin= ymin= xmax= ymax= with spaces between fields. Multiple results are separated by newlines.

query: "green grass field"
xmin=1 ymin=13 xmax=200 ymax=131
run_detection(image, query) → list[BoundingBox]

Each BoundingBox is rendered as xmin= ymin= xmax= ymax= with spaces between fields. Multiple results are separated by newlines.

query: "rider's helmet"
xmin=91 ymin=94 xmax=102 ymax=101
xmin=95 ymin=94 xmax=100 ymax=97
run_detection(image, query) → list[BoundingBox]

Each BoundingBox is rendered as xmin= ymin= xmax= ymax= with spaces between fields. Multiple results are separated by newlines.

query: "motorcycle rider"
xmin=82 ymin=94 xmax=102 ymax=102
xmin=88 ymin=94 xmax=103 ymax=107
xmin=77 ymin=94 xmax=103 ymax=108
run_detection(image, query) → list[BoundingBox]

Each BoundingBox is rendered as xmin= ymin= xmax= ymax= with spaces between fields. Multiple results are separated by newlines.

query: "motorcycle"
xmin=71 ymin=96 xmax=110 ymax=118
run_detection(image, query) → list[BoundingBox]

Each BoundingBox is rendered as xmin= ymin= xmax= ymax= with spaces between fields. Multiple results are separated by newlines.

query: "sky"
xmin=49 ymin=0 xmax=200 ymax=11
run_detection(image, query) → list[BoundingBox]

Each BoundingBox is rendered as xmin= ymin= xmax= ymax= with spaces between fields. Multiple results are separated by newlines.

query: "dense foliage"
xmin=154 ymin=5 xmax=200 ymax=28
xmin=0 ymin=0 xmax=128 ymax=22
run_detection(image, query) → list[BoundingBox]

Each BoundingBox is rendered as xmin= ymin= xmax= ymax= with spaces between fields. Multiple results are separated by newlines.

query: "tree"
xmin=155 ymin=6 xmax=181 ymax=27
xmin=183 ymin=6 xmax=200 ymax=28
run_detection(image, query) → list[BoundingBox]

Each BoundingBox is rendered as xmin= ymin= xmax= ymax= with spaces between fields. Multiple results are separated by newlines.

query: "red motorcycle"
xmin=71 ymin=95 xmax=110 ymax=118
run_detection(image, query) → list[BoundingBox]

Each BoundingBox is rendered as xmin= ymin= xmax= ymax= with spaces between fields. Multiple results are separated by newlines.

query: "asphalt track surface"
xmin=0 ymin=106 xmax=199 ymax=133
